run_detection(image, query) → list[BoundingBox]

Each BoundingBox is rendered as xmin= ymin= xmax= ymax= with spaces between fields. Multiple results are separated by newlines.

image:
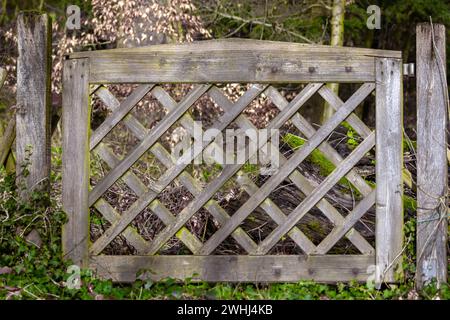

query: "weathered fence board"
xmin=16 ymin=13 xmax=52 ymax=199
xmin=91 ymin=255 xmax=375 ymax=283
xmin=61 ymin=58 xmax=90 ymax=267
xmin=69 ymin=39 xmax=401 ymax=84
xmin=375 ymin=58 xmax=404 ymax=285
xmin=416 ymin=23 xmax=448 ymax=289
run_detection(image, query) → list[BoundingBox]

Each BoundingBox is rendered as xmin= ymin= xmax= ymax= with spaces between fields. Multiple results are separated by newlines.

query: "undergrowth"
xmin=0 ymin=169 xmax=448 ymax=300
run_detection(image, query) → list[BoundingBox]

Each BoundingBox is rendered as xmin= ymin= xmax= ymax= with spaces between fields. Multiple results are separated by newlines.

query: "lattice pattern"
xmin=87 ymin=82 xmax=377 ymax=258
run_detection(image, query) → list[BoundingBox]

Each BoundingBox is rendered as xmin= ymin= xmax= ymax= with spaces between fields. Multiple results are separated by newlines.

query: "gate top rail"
xmin=67 ymin=39 xmax=401 ymax=84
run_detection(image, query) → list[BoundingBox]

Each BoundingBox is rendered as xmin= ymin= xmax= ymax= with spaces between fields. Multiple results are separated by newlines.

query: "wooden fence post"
xmin=375 ymin=57 xmax=404 ymax=286
xmin=416 ymin=23 xmax=448 ymax=289
xmin=16 ymin=12 xmax=52 ymax=199
xmin=61 ymin=58 xmax=90 ymax=267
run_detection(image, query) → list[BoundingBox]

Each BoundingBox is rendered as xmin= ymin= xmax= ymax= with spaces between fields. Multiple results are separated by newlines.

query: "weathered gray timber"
xmin=416 ymin=23 xmax=448 ymax=289
xmin=61 ymin=59 xmax=90 ymax=267
xmin=375 ymin=58 xmax=404 ymax=285
xmin=16 ymin=13 xmax=52 ymax=199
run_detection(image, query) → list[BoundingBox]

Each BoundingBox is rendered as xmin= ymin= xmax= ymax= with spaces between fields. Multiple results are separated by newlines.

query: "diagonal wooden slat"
xmin=89 ymin=84 xmax=265 ymax=255
xmin=94 ymin=143 xmax=204 ymax=254
xmin=90 ymin=84 xmax=154 ymax=150
xmin=318 ymin=85 xmax=372 ymax=138
xmin=94 ymin=86 xmax=148 ymax=140
xmin=314 ymin=189 xmax=376 ymax=254
xmin=265 ymin=86 xmax=373 ymax=197
xmin=236 ymin=174 xmax=316 ymax=254
xmin=94 ymin=199 xmax=149 ymax=254
xmin=149 ymin=200 xmax=203 ymax=253
xmin=208 ymin=86 xmax=374 ymax=255
xmin=256 ymin=132 xmax=375 ymax=254
xmin=89 ymin=84 xmax=211 ymax=207
xmin=151 ymin=143 xmax=258 ymax=253
xmin=198 ymin=83 xmax=375 ymax=255
xmin=143 ymin=83 xmax=322 ymax=255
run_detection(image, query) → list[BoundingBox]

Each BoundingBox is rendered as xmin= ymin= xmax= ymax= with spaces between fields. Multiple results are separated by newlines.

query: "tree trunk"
xmin=321 ymin=0 xmax=345 ymax=123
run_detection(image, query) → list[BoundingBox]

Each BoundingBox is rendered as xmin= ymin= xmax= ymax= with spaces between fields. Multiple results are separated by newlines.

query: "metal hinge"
xmin=403 ymin=63 xmax=415 ymax=77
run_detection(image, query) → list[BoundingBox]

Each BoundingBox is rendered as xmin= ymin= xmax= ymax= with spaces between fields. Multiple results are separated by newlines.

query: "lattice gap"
xmin=87 ymin=82 xmax=377 ymax=257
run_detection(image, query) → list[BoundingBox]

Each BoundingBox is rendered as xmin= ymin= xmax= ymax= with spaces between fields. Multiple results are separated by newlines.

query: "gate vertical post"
xmin=16 ymin=12 xmax=52 ymax=200
xmin=62 ymin=58 xmax=91 ymax=267
xmin=416 ymin=23 xmax=448 ymax=289
xmin=375 ymin=57 xmax=404 ymax=286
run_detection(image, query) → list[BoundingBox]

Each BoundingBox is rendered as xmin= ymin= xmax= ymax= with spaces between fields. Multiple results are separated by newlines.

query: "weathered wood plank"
xmin=90 ymin=255 xmax=375 ymax=283
xmin=70 ymin=39 xmax=402 ymax=59
xmin=0 ymin=67 xmax=6 ymax=90
xmin=199 ymin=83 xmax=375 ymax=255
xmin=68 ymin=39 xmax=400 ymax=83
xmin=16 ymin=13 xmax=52 ymax=199
xmin=416 ymin=23 xmax=448 ymax=289
xmin=62 ymin=58 xmax=90 ymax=267
xmin=375 ymin=57 xmax=403 ymax=285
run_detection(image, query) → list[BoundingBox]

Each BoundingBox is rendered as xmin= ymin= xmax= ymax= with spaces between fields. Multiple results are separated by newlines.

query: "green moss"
xmin=283 ymin=133 xmax=351 ymax=187
xmin=306 ymin=220 xmax=325 ymax=235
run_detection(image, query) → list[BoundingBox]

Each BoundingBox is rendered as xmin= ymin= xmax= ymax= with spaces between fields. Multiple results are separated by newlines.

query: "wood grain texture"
xmin=16 ymin=13 xmax=52 ymax=199
xmin=375 ymin=57 xmax=403 ymax=285
xmin=67 ymin=39 xmax=400 ymax=83
xmin=62 ymin=58 xmax=90 ymax=267
xmin=90 ymin=255 xmax=375 ymax=283
xmin=416 ymin=23 xmax=448 ymax=289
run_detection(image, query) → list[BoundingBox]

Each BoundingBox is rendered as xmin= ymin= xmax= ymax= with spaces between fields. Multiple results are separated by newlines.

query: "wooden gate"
xmin=62 ymin=39 xmax=403 ymax=284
